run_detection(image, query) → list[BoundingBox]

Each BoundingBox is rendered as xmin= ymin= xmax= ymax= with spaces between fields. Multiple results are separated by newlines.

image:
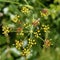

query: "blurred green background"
xmin=0 ymin=0 xmax=60 ymax=60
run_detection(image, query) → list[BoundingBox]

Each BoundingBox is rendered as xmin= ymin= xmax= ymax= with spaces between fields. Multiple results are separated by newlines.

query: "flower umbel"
xmin=40 ymin=8 xmax=49 ymax=17
xmin=34 ymin=30 xmax=41 ymax=38
xmin=42 ymin=25 xmax=50 ymax=32
xmin=43 ymin=39 xmax=51 ymax=48
xmin=2 ymin=25 xmax=11 ymax=35
xmin=11 ymin=15 xmax=20 ymax=23
xmin=28 ymin=39 xmax=36 ymax=48
xmin=21 ymin=6 xmax=30 ymax=14
xmin=22 ymin=48 xmax=30 ymax=56
xmin=15 ymin=40 xmax=23 ymax=49
xmin=32 ymin=20 xmax=40 ymax=26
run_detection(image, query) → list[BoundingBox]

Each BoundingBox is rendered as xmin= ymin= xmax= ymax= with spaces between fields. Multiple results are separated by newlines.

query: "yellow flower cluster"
xmin=22 ymin=48 xmax=30 ymax=56
xmin=32 ymin=20 xmax=40 ymax=26
xmin=43 ymin=39 xmax=51 ymax=48
xmin=23 ymin=23 xmax=31 ymax=29
xmin=42 ymin=25 xmax=50 ymax=32
xmin=34 ymin=30 xmax=41 ymax=38
xmin=15 ymin=38 xmax=37 ymax=56
xmin=21 ymin=6 xmax=30 ymax=14
xmin=15 ymin=40 xmax=23 ymax=49
xmin=2 ymin=25 xmax=10 ymax=35
xmin=28 ymin=39 xmax=36 ymax=48
xmin=16 ymin=27 xmax=22 ymax=32
xmin=21 ymin=38 xmax=36 ymax=56
xmin=23 ymin=23 xmax=28 ymax=27
xmin=11 ymin=15 xmax=20 ymax=23
xmin=40 ymin=8 xmax=49 ymax=17
xmin=15 ymin=40 xmax=30 ymax=56
xmin=20 ymin=30 xmax=24 ymax=36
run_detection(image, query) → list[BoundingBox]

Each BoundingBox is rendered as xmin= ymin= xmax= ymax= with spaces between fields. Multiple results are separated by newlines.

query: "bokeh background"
xmin=0 ymin=0 xmax=60 ymax=60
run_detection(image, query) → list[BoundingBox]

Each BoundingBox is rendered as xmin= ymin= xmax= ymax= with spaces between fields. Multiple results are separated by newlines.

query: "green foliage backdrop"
xmin=0 ymin=0 xmax=60 ymax=60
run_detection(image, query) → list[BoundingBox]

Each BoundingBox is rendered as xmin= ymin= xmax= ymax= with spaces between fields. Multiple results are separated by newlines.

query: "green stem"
xmin=36 ymin=0 xmax=47 ymax=8
xmin=0 ymin=0 xmax=46 ymax=8
xmin=5 ymin=34 xmax=10 ymax=46
xmin=0 ymin=0 xmax=22 ymax=6
xmin=25 ymin=56 xmax=28 ymax=60
xmin=39 ymin=37 xmax=44 ymax=41
xmin=24 ymin=33 xmax=30 ymax=40
xmin=0 ymin=0 xmax=29 ymax=6
xmin=45 ymin=31 xmax=49 ymax=39
xmin=24 ymin=0 xmax=29 ymax=5
xmin=30 ymin=25 xmax=33 ymax=39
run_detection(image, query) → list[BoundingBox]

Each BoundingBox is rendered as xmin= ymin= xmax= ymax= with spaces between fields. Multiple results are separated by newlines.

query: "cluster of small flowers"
xmin=40 ymin=8 xmax=49 ymax=17
xmin=15 ymin=38 xmax=36 ymax=56
xmin=28 ymin=38 xmax=36 ymax=48
xmin=43 ymin=39 xmax=52 ymax=48
xmin=41 ymin=24 xmax=50 ymax=32
xmin=11 ymin=15 xmax=20 ymax=23
xmin=21 ymin=6 xmax=30 ymax=14
xmin=22 ymin=48 xmax=30 ymax=56
xmin=2 ymin=25 xmax=11 ymax=35
xmin=33 ymin=29 xmax=41 ymax=38
xmin=2 ymin=6 xmax=52 ymax=57
xmin=15 ymin=40 xmax=23 ymax=49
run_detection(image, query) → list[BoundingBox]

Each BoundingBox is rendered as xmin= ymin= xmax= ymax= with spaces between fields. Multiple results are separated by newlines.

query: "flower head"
xmin=22 ymin=48 xmax=30 ymax=56
xmin=43 ymin=39 xmax=51 ymax=48
xmin=42 ymin=25 xmax=50 ymax=32
xmin=40 ymin=8 xmax=49 ymax=17
xmin=2 ymin=25 xmax=11 ymax=35
xmin=15 ymin=40 xmax=23 ymax=49
xmin=21 ymin=6 xmax=30 ymax=14
xmin=28 ymin=39 xmax=36 ymax=48
xmin=32 ymin=20 xmax=40 ymax=26
xmin=11 ymin=15 xmax=20 ymax=23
